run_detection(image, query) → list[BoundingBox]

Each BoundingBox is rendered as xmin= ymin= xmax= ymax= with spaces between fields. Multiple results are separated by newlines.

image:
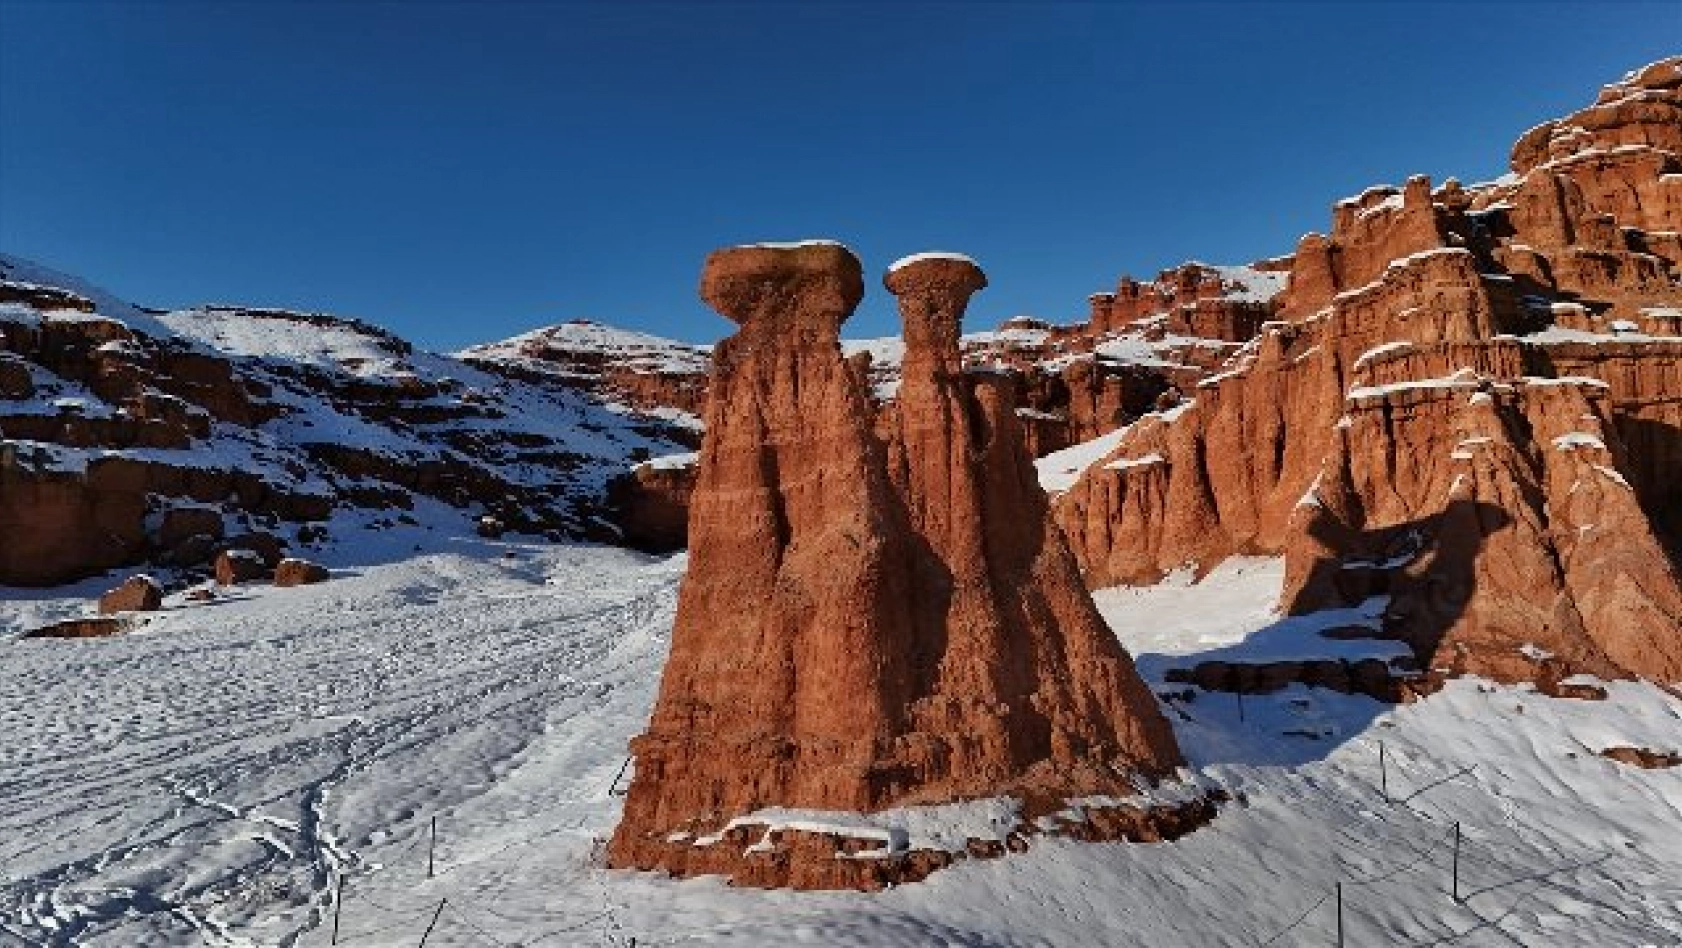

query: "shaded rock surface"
xmin=21 ymin=617 xmax=128 ymax=639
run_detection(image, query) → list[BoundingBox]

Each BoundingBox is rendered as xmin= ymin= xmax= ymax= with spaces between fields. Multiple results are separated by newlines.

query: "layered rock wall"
xmin=1052 ymin=58 xmax=1682 ymax=692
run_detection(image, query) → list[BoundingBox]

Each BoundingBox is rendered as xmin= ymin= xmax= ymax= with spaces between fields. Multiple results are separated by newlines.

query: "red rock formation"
xmin=1051 ymin=59 xmax=1682 ymax=697
xmin=97 ymin=575 xmax=163 ymax=614
xmin=157 ymin=506 xmax=224 ymax=548
xmin=880 ymin=254 xmax=1179 ymax=791
xmin=1088 ymin=262 xmax=1277 ymax=340
xmin=609 ymin=244 xmax=1186 ymax=887
xmin=1057 ymin=58 xmax=1682 ymax=599
xmin=1278 ymin=176 xmax=1450 ymax=318
xmin=1 ymin=257 xmax=701 ymax=584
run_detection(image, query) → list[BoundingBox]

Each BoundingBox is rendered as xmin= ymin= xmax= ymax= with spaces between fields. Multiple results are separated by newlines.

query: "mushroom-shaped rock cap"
xmin=699 ymin=241 xmax=864 ymax=329
xmin=883 ymin=252 xmax=988 ymax=297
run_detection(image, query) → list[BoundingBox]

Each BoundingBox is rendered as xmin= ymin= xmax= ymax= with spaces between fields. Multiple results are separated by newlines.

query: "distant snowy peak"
xmin=460 ymin=319 xmax=710 ymax=377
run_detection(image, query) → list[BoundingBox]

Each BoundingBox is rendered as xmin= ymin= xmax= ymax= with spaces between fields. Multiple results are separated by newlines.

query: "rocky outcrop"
xmin=1088 ymin=263 xmax=1281 ymax=341
xmin=609 ymin=244 xmax=1186 ymax=888
xmin=632 ymin=793 xmax=1219 ymax=891
xmin=459 ymin=320 xmax=711 ymax=419
xmin=97 ymin=575 xmax=163 ymax=614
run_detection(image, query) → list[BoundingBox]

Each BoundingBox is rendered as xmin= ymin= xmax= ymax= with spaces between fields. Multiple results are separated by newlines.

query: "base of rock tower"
xmin=608 ymin=791 xmax=1223 ymax=891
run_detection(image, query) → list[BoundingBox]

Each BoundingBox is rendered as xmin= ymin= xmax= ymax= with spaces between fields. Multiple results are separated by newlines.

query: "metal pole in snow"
xmin=1336 ymin=882 xmax=1344 ymax=948
xmin=1237 ymin=689 xmax=1245 ymax=723
xmin=331 ymin=873 xmax=343 ymax=945
xmin=1379 ymin=742 xmax=1389 ymax=803
xmin=428 ymin=817 xmax=437 ymax=879
xmin=1452 ymin=822 xmax=1462 ymax=902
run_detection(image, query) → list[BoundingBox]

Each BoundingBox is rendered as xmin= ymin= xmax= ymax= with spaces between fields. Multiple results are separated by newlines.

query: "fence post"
xmin=331 ymin=872 xmax=344 ymax=945
xmin=428 ymin=817 xmax=437 ymax=879
xmin=1452 ymin=822 xmax=1461 ymax=902
xmin=1379 ymin=741 xmax=1389 ymax=803
xmin=1336 ymin=882 xmax=1344 ymax=948
xmin=1237 ymin=690 xmax=1245 ymax=723
xmin=417 ymin=898 xmax=447 ymax=948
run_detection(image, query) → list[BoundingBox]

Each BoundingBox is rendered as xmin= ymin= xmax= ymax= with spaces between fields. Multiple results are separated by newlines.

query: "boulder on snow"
xmin=97 ymin=574 xmax=163 ymax=614
xmin=214 ymin=549 xmax=268 ymax=586
xmin=273 ymin=557 xmax=330 ymax=587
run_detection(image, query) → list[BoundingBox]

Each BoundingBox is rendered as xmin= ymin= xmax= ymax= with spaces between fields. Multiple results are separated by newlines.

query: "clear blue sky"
xmin=1 ymin=2 xmax=1676 ymax=349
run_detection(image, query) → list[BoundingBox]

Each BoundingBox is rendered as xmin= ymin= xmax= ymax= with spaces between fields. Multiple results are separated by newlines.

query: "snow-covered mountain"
xmin=0 ymin=253 xmax=703 ymax=587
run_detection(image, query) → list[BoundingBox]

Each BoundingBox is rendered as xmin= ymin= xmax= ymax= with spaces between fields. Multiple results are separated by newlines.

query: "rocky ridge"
xmin=0 ymin=255 xmax=700 ymax=587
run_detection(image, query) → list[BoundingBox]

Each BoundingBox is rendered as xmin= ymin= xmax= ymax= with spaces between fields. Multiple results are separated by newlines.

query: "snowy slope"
xmin=459 ymin=321 xmax=711 ymax=380
xmin=3 ymin=541 xmax=1678 ymax=946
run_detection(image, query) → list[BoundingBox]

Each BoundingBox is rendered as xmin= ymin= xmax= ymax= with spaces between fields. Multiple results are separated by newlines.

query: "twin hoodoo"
xmin=607 ymin=243 xmax=1196 ymax=888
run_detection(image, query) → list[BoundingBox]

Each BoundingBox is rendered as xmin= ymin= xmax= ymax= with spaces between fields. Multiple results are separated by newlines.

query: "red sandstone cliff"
xmin=1051 ymin=56 xmax=1682 ymax=688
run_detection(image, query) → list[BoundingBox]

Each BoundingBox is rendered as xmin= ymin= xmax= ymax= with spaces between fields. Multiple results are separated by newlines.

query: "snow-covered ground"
xmin=4 ymin=543 xmax=1680 ymax=946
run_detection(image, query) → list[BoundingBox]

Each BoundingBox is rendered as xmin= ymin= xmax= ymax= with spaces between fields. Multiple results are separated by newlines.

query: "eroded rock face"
xmin=1052 ymin=57 xmax=1682 ymax=691
xmin=1600 ymin=745 xmax=1682 ymax=769
xmin=880 ymin=255 xmax=1179 ymax=794
xmin=1 ymin=254 xmax=702 ymax=586
xmin=609 ymin=245 xmax=1184 ymax=887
